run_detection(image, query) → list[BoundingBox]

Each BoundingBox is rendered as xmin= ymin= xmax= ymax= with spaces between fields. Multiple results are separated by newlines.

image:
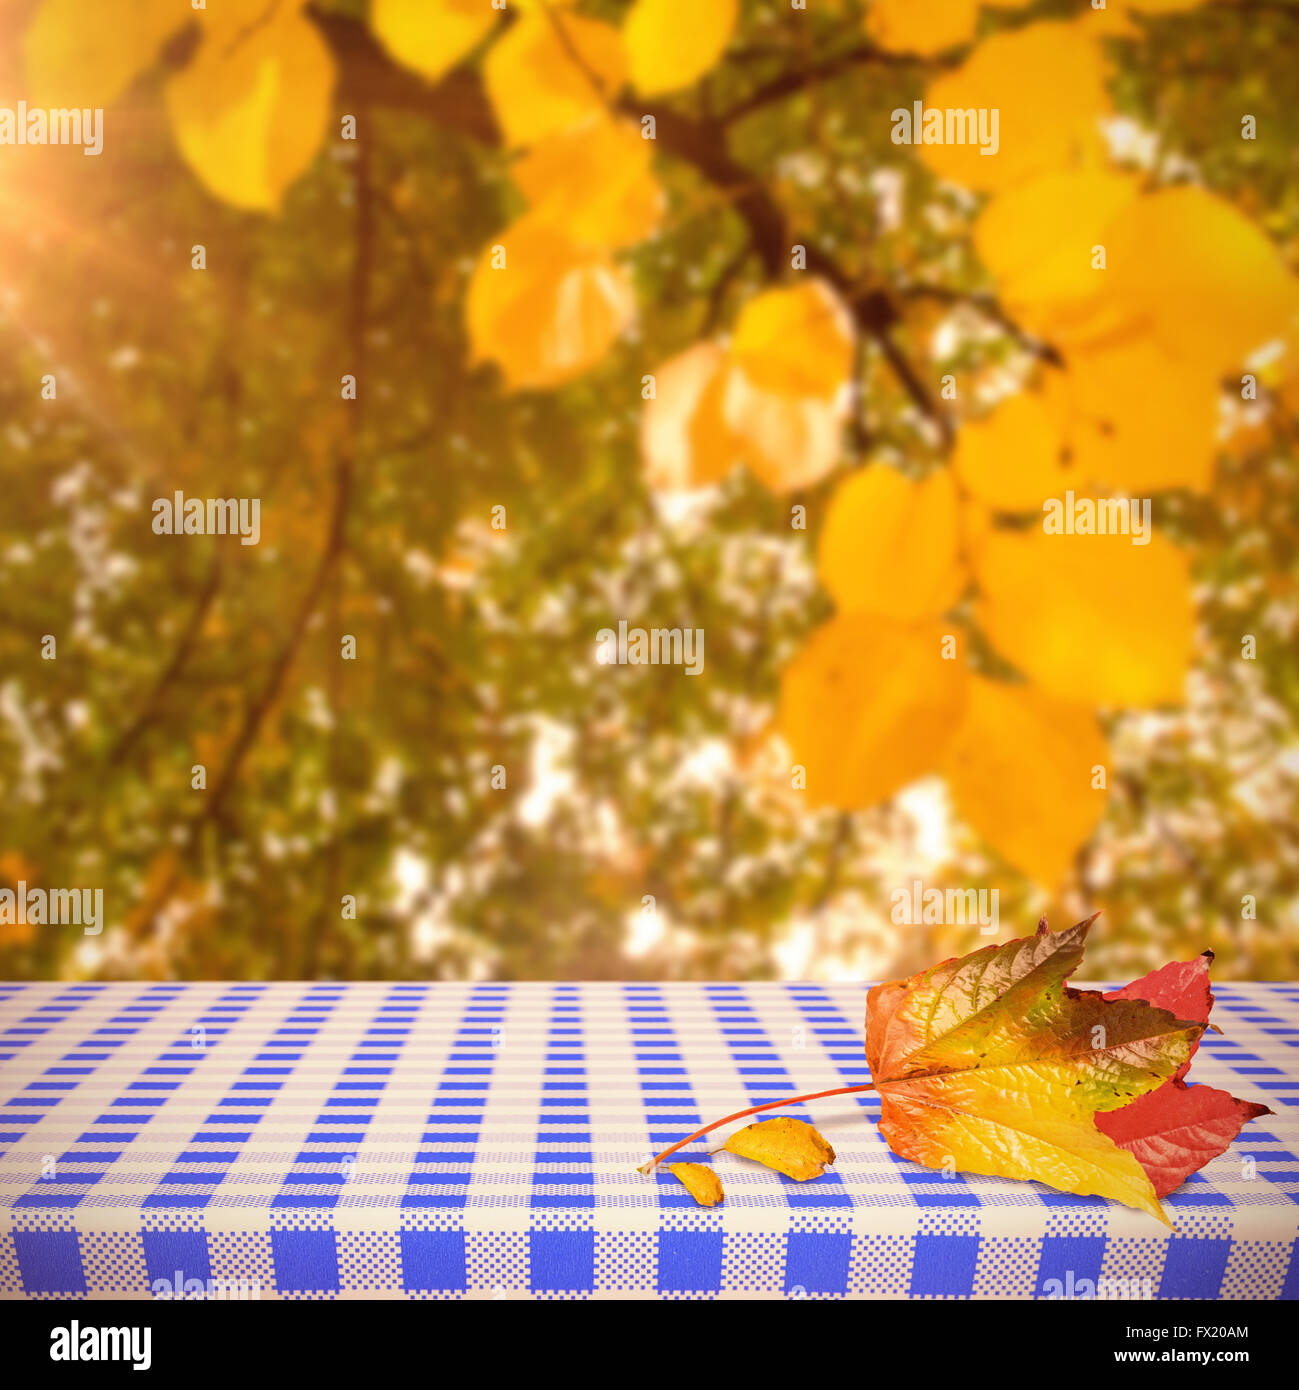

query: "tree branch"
xmin=719 ymin=43 xmax=951 ymax=126
xmin=306 ymin=9 xmax=950 ymax=436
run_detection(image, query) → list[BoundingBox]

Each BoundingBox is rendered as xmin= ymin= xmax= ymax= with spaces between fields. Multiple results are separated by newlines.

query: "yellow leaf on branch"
xmin=974 ymin=527 xmax=1194 ymax=708
xmin=641 ymin=337 xmax=848 ymax=494
xmin=667 ymin=1162 xmax=725 ymax=1206
xmin=624 ymin=0 xmax=737 ymax=95
xmin=164 ymin=8 xmax=333 ymax=212
xmin=1063 ymin=339 xmax=1221 ymax=495
xmin=778 ymin=612 xmax=968 ymax=808
xmin=484 ymin=12 xmax=626 ymax=147
xmin=973 ymin=169 xmax=1141 ymax=343
xmin=943 ymin=676 xmax=1110 ymax=885
xmin=722 ymin=1117 xmax=835 ymax=1181
xmin=953 ymin=383 xmax=1074 ymax=511
xmin=1098 ymin=186 xmax=1299 ymax=374
xmin=919 ymin=21 xmax=1110 ymax=192
xmin=23 ymin=0 xmax=184 ymax=108
xmin=466 ymin=216 xmax=635 ymax=390
xmin=721 ymin=367 xmax=847 ymax=492
xmin=641 ymin=343 xmax=745 ymax=490
xmin=865 ymin=0 xmax=982 ymax=55
xmin=728 ymin=280 xmax=855 ymax=403
xmin=818 ymin=467 xmax=965 ymax=619
xmin=513 ymin=116 xmax=664 ymax=249
xmin=370 ymin=0 xmax=499 ymax=84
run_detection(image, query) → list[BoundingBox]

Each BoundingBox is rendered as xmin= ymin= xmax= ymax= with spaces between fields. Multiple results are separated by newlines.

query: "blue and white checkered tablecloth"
xmin=1 ymin=980 xmax=1296 ymax=1300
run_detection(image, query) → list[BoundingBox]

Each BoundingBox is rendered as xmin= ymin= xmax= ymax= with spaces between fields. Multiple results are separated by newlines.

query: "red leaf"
xmin=1104 ymin=951 xmax=1214 ymax=1081
xmin=1096 ymin=951 xmax=1272 ymax=1195
xmin=1096 ymin=1082 xmax=1271 ymax=1198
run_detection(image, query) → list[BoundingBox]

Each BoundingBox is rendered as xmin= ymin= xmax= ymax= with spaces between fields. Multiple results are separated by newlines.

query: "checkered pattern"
xmin=1 ymin=980 xmax=1296 ymax=1299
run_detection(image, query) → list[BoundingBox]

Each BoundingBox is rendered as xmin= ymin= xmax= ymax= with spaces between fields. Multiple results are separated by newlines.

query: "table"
xmin=1 ymin=980 xmax=1296 ymax=1299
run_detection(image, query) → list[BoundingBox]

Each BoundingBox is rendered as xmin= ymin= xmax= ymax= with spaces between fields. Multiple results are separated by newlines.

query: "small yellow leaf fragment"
xmin=667 ymin=1162 xmax=725 ymax=1207
xmin=723 ymin=1117 xmax=836 ymax=1181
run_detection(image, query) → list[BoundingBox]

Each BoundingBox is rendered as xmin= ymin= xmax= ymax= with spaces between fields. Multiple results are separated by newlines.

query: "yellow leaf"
xmin=818 ymin=467 xmax=965 ymax=619
xmin=865 ymin=0 xmax=981 ymax=55
xmin=1064 ymin=337 xmax=1221 ymax=494
xmin=513 ymin=115 xmax=663 ymax=249
xmin=720 ymin=365 xmax=846 ymax=493
xmin=370 ymin=0 xmax=498 ymax=84
xmin=641 ymin=343 xmax=745 ymax=490
xmin=1100 ymin=186 xmax=1299 ymax=374
xmin=779 ymin=612 xmax=968 ymax=808
xmin=723 ymin=1117 xmax=835 ymax=1181
xmin=974 ymin=526 xmax=1194 ymax=707
xmin=625 ymin=0 xmax=737 ymax=95
xmin=943 ymin=676 xmax=1109 ymax=884
xmin=667 ymin=1162 xmax=725 ymax=1206
xmin=973 ymin=169 xmax=1141 ymax=342
xmin=23 ymin=0 xmax=182 ymax=108
xmin=919 ymin=21 xmax=1110 ymax=192
xmin=164 ymin=9 xmax=333 ymax=211
xmin=466 ymin=215 xmax=635 ymax=389
xmin=953 ymin=383 xmax=1074 ymax=511
xmin=729 ymin=280 xmax=855 ymax=402
xmin=484 ymin=12 xmax=626 ymax=147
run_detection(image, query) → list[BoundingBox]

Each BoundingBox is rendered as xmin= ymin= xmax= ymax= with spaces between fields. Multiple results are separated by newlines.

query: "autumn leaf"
xmin=865 ymin=0 xmax=982 ymax=55
xmin=483 ymin=12 xmax=626 ymax=147
xmin=465 ymin=215 xmax=635 ymax=389
xmin=973 ymin=526 xmax=1194 ymax=708
xmin=23 ymin=0 xmax=183 ymax=108
xmin=1095 ymin=954 xmax=1273 ymax=1196
xmin=370 ymin=0 xmax=499 ymax=85
xmin=667 ymin=1162 xmax=724 ymax=1206
xmin=864 ymin=918 xmax=1202 ymax=1224
xmin=818 ymin=467 xmax=966 ymax=620
xmin=778 ymin=613 xmax=968 ymax=808
xmin=641 ymin=342 xmax=744 ymax=490
xmin=641 ymin=325 xmax=850 ymax=494
xmin=624 ymin=0 xmax=737 ymax=95
xmin=164 ymin=7 xmax=334 ymax=212
xmin=941 ymin=676 xmax=1109 ymax=884
xmin=1099 ymin=186 xmax=1299 ymax=374
xmin=728 ymin=281 xmax=855 ymax=403
xmin=723 ymin=1117 xmax=836 ymax=1181
xmin=512 ymin=115 xmax=664 ymax=250
xmin=918 ymin=21 xmax=1111 ymax=192
xmin=952 ymin=382 xmax=1075 ymax=511
xmin=721 ymin=367 xmax=847 ymax=492
xmin=972 ymin=169 xmax=1142 ymax=342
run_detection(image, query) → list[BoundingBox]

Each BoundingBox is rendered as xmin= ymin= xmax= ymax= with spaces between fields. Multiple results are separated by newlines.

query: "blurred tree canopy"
xmin=1 ymin=0 xmax=1298 ymax=984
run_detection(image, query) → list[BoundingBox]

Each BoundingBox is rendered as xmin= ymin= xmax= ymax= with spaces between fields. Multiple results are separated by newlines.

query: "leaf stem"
xmin=639 ymin=1083 xmax=877 ymax=1172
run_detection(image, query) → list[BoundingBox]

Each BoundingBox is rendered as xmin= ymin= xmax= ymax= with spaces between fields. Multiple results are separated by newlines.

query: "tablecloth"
xmin=1 ymin=980 xmax=1296 ymax=1300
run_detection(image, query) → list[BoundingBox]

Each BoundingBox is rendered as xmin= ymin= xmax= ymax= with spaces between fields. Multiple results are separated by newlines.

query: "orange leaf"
xmin=723 ymin=1117 xmax=835 ymax=1181
xmin=667 ymin=1162 xmax=725 ymax=1206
